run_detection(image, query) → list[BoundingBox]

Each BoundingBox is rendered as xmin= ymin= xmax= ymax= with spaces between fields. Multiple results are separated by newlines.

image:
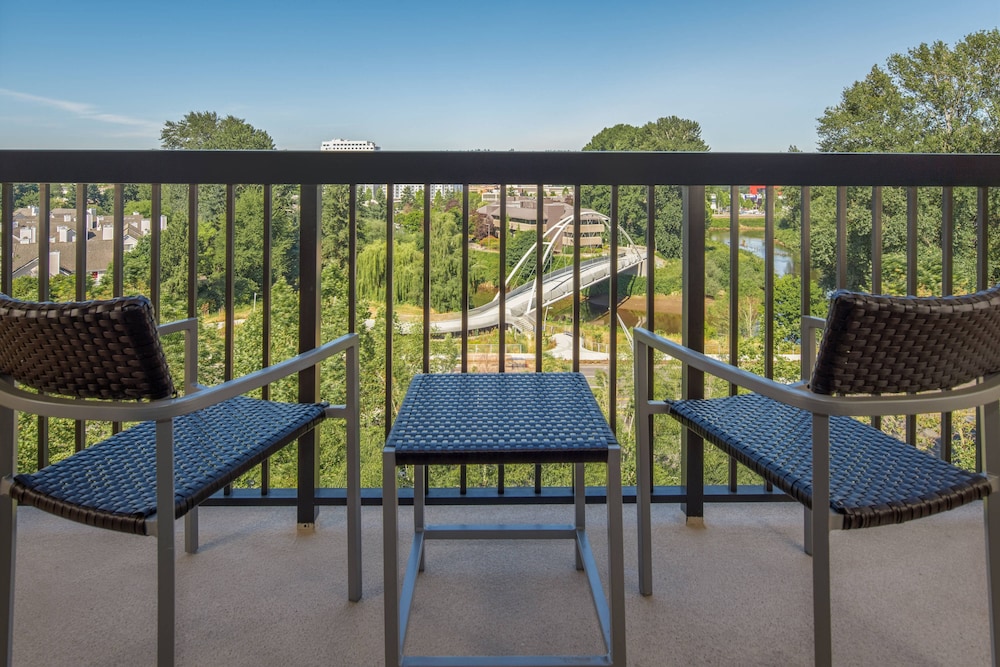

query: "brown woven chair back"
xmin=0 ymin=294 xmax=175 ymax=400
xmin=810 ymin=285 xmax=1000 ymax=395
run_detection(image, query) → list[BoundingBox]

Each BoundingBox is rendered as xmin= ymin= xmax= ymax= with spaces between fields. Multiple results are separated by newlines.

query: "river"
xmin=709 ymin=230 xmax=796 ymax=277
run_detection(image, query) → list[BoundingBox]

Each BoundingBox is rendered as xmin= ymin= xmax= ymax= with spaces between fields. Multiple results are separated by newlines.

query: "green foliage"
xmin=580 ymin=117 xmax=709 ymax=260
xmin=584 ymin=116 xmax=709 ymax=151
xmin=818 ymin=29 xmax=1000 ymax=153
xmin=160 ymin=111 xmax=275 ymax=150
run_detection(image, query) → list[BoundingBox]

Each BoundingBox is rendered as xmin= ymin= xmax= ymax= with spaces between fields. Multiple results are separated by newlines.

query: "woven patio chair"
xmin=634 ymin=286 xmax=1000 ymax=667
xmin=0 ymin=294 xmax=362 ymax=667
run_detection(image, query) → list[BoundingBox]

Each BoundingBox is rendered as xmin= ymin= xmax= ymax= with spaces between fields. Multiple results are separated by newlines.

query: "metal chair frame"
xmin=635 ymin=311 xmax=1000 ymax=666
xmin=0 ymin=305 xmax=362 ymax=667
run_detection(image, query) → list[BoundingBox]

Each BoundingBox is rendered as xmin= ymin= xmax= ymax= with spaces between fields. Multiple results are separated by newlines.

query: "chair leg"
xmin=574 ymin=462 xmax=585 ymax=571
xmin=0 ymin=495 xmax=15 ymax=667
xmin=184 ymin=507 xmax=198 ymax=554
xmin=414 ymin=465 xmax=425 ymax=573
xmin=985 ymin=496 xmax=1000 ymax=667
xmin=982 ymin=399 xmax=1000 ymax=666
xmin=345 ymin=343 xmax=362 ymax=602
xmin=0 ymin=405 xmax=16 ymax=667
xmin=607 ymin=445 xmax=627 ymax=666
xmin=811 ymin=414 xmax=832 ymax=667
xmin=155 ymin=420 xmax=176 ymax=667
xmin=803 ymin=505 xmax=813 ymax=556
xmin=634 ymin=340 xmax=654 ymax=596
xmin=383 ymin=447 xmax=400 ymax=667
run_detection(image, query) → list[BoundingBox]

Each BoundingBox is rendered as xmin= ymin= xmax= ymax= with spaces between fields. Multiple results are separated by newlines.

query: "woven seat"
xmin=9 ymin=395 xmax=325 ymax=535
xmin=634 ymin=286 xmax=1000 ymax=667
xmin=669 ymin=392 xmax=994 ymax=529
xmin=0 ymin=294 xmax=362 ymax=667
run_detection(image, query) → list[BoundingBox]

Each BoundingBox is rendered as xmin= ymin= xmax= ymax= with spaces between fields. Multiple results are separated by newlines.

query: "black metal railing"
xmin=2 ymin=150 xmax=999 ymax=515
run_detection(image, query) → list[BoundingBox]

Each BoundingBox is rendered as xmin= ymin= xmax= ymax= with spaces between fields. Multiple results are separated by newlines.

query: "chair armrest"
xmin=0 ymin=333 xmax=360 ymax=423
xmin=800 ymin=316 xmax=825 ymax=381
xmin=633 ymin=327 xmax=1000 ymax=417
xmin=158 ymin=318 xmax=199 ymax=393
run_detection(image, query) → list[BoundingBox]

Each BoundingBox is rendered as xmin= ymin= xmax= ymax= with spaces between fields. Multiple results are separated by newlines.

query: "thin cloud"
xmin=0 ymin=88 xmax=160 ymax=134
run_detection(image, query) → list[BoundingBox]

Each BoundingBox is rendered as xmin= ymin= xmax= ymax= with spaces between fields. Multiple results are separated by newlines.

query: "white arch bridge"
xmin=429 ymin=212 xmax=645 ymax=335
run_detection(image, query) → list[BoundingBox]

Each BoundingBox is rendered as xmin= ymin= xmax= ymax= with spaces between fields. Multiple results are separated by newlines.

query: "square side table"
xmin=382 ymin=372 xmax=626 ymax=667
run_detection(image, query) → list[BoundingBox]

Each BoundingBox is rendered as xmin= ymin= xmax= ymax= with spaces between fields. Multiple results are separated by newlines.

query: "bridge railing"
xmin=2 ymin=150 xmax=999 ymax=513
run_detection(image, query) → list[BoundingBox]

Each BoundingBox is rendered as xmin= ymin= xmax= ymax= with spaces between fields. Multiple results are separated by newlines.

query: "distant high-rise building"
xmin=320 ymin=139 xmax=379 ymax=151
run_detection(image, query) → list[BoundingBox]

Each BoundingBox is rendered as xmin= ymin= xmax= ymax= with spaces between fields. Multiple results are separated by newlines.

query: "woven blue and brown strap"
xmin=0 ymin=294 xmax=175 ymax=400
xmin=8 ymin=396 xmax=325 ymax=534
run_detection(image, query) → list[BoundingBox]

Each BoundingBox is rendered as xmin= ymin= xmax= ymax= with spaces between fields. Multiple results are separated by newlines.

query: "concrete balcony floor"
xmin=10 ymin=500 xmax=992 ymax=666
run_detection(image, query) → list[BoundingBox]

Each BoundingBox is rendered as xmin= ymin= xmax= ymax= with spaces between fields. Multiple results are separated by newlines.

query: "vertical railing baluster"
xmin=764 ymin=185 xmax=775 ymax=380
xmin=871 ymin=187 xmax=883 ymax=294
xmin=261 ymin=184 xmax=272 ymax=494
xmin=385 ymin=184 xmax=395 ymax=441
xmin=109 ymin=184 xmax=125 ymax=437
xmin=836 ymin=186 xmax=847 ymax=290
xmin=222 ymin=183 xmax=235 ymax=497
xmin=422 ymin=185 xmax=431 ymax=375
xmin=941 ymin=186 xmax=954 ymax=462
xmin=572 ymin=186 xmax=581 ymax=372
xmin=534 ymin=184 xmax=543 ymax=494
xmin=906 ymin=187 xmax=919 ymax=446
xmin=36 ymin=184 xmax=50 ymax=469
xmin=74 ymin=184 xmax=87 ymax=301
xmin=462 ymin=186 xmax=470 ymax=373
xmin=113 ymin=184 xmax=124 ymax=298
xmin=1 ymin=183 xmax=11 ymax=295
xmin=150 ymin=184 xmax=162 ymax=319
xmin=349 ymin=185 xmax=358 ymax=335
xmin=499 ymin=186 xmax=508 ymax=373
xmin=728 ymin=185 xmax=740 ymax=491
xmin=976 ymin=186 xmax=990 ymax=473
xmin=297 ymin=184 xmax=322 ymax=525
xmin=977 ymin=187 xmax=989 ymax=291
xmin=74 ymin=184 xmax=87 ymax=453
xmin=187 ymin=185 xmax=198 ymax=322
xmin=681 ymin=185 xmax=706 ymax=521
xmin=460 ymin=185 xmax=469 ymax=495
xmin=609 ymin=185 xmax=619 ymax=435
xmin=871 ymin=186 xmax=883 ymax=431
xmin=645 ymin=185 xmax=655 ymax=496
xmin=37 ymin=185 xmax=49 ymax=299
xmin=498 ymin=186 xmax=507 ymax=492
xmin=224 ymin=184 xmax=235 ymax=384
xmin=800 ymin=185 xmax=812 ymax=382
xmin=534 ymin=184 xmax=544 ymax=370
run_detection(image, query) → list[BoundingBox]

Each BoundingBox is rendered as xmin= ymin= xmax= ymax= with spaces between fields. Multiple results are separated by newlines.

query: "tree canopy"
xmin=817 ymin=29 xmax=1000 ymax=153
xmin=583 ymin=115 xmax=709 ymax=152
xmin=581 ymin=115 xmax=709 ymax=261
xmin=160 ymin=111 xmax=275 ymax=150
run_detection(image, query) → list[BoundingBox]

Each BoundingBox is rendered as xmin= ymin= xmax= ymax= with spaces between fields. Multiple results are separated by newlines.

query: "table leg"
xmin=382 ymin=447 xmax=400 ymax=667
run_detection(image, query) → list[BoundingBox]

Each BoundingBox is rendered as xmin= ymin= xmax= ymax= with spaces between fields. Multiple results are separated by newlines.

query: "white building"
xmin=320 ymin=139 xmax=379 ymax=151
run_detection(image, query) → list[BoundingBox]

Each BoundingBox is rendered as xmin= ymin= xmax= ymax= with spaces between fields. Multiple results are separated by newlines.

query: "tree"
xmin=818 ymin=29 xmax=1000 ymax=153
xmin=160 ymin=111 xmax=275 ymax=150
xmin=581 ymin=116 xmax=710 ymax=263
xmin=803 ymin=29 xmax=1000 ymax=292
xmin=584 ymin=116 xmax=708 ymax=152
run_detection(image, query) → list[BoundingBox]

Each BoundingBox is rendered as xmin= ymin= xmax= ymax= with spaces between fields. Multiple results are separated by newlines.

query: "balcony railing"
xmin=2 ymin=150 xmax=1000 ymax=520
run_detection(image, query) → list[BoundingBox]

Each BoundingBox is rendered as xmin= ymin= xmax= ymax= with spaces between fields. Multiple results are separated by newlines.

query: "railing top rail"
xmin=2 ymin=150 xmax=999 ymax=187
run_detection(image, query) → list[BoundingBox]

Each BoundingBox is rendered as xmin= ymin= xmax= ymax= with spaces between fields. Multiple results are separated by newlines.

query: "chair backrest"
xmin=810 ymin=285 xmax=1000 ymax=395
xmin=0 ymin=294 xmax=175 ymax=400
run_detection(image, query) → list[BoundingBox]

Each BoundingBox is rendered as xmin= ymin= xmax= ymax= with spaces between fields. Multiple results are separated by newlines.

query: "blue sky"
xmin=1 ymin=0 xmax=997 ymax=152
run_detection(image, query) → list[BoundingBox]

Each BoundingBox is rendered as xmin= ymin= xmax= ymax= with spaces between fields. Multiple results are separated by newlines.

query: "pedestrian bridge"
xmin=429 ymin=211 xmax=644 ymax=334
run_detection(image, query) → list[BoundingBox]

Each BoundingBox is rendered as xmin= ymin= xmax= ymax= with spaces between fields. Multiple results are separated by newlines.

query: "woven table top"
xmin=386 ymin=372 xmax=616 ymax=465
